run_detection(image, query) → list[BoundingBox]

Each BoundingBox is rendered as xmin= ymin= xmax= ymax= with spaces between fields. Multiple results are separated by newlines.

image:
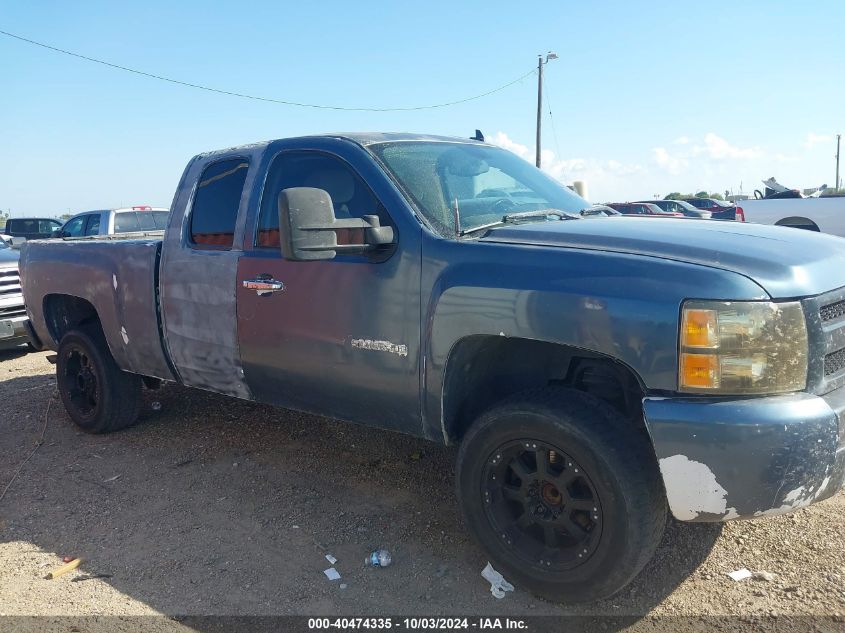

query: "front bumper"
xmin=643 ymin=385 xmax=845 ymax=522
xmin=0 ymin=315 xmax=30 ymax=351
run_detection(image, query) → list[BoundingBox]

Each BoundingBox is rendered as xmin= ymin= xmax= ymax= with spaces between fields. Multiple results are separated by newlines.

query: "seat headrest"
xmin=304 ymin=169 xmax=355 ymax=205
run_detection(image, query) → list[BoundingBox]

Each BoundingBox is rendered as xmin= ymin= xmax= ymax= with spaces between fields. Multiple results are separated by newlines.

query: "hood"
xmin=479 ymin=217 xmax=845 ymax=299
xmin=0 ymin=245 xmax=19 ymax=267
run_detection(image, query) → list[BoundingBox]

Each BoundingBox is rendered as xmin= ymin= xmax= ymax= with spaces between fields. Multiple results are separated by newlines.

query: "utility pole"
xmin=836 ymin=134 xmax=841 ymax=191
xmin=535 ymin=52 xmax=558 ymax=168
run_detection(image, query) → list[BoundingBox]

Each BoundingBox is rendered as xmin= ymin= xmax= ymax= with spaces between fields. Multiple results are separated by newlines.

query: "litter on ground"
xmin=481 ymin=562 xmax=514 ymax=599
xmin=727 ymin=569 xmax=753 ymax=582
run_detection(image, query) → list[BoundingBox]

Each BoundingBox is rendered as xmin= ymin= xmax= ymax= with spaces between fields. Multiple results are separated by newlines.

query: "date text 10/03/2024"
xmin=307 ymin=618 xmax=528 ymax=630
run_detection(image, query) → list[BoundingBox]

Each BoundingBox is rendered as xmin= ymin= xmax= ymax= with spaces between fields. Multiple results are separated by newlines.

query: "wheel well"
xmin=443 ymin=336 xmax=645 ymax=443
xmin=774 ymin=217 xmax=820 ymax=232
xmin=43 ymin=294 xmax=101 ymax=345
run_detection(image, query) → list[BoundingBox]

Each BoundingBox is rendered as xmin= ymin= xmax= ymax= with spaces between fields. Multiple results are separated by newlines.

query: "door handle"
xmin=243 ymin=277 xmax=285 ymax=296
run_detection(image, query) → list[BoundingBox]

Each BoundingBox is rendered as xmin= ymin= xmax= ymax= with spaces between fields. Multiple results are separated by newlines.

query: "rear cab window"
xmin=190 ymin=159 xmax=249 ymax=249
xmin=114 ymin=212 xmax=140 ymax=233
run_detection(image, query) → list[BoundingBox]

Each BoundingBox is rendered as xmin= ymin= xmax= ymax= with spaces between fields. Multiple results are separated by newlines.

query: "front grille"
xmin=0 ymin=268 xmax=21 ymax=297
xmin=825 ymin=348 xmax=845 ymax=377
xmin=820 ymin=299 xmax=845 ymax=323
xmin=0 ymin=306 xmax=25 ymax=319
xmin=804 ymin=285 xmax=845 ymax=394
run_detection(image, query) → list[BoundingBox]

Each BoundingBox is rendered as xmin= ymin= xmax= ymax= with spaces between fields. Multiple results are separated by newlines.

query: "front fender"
xmin=421 ymin=238 xmax=769 ymax=441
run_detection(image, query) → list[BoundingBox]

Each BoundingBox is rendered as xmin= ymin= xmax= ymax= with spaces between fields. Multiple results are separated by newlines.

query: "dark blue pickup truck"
xmin=20 ymin=133 xmax=845 ymax=602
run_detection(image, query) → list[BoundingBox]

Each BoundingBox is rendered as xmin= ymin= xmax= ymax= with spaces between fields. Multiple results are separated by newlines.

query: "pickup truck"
xmin=738 ymin=196 xmax=845 ymax=237
xmin=20 ymin=133 xmax=845 ymax=603
xmin=3 ymin=217 xmax=64 ymax=246
xmin=57 ymin=206 xmax=170 ymax=238
xmin=0 ymin=238 xmax=28 ymax=350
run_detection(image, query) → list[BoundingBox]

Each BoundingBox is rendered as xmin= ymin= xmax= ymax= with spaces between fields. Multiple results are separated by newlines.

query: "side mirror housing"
xmin=277 ymin=187 xmax=394 ymax=261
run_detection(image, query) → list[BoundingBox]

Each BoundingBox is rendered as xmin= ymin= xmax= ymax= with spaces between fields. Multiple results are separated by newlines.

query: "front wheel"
xmin=56 ymin=325 xmax=142 ymax=433
xmin=456 ymin=387 xmax=666 ymax=603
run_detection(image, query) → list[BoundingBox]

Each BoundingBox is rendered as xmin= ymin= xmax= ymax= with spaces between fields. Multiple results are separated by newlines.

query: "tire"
xmin=56 ymin=324 xmax=142 ymax=433
xmin=456 ymin=387 xmax=666 ymax=603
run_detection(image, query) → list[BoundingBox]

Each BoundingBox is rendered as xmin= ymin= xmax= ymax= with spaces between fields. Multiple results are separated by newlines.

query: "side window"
xmin=114 ymin=212 xmax=140 ymax=233
xmin=63 ymin=216 xmax=86 ymax=237
xmin=84 ymin=214 xmax=101 ymax=236
xmin=256 ymin=152 xmax=388 ymax=250
xmin=190 ymin=159 xmax=249 ymax=248
xmin=39 ymin=219 xmax=57 ymax=233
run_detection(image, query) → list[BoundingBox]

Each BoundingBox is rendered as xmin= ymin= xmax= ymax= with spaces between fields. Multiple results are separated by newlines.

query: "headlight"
xmin=679 ymin=300 xmax=807 ymax=394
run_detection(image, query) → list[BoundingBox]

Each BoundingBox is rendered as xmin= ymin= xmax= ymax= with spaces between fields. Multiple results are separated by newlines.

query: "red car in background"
xmin=606 ymin=202 xmax=683 ymax=217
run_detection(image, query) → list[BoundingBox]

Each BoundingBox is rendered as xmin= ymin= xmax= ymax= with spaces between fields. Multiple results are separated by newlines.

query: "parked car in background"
xmin=607 ymin=202 xmax=682 ymax=217
xmin=3 ymin=218 xmax=63 ymax=243
xmin=580 ymin=204 xmax=621 ymax=217
xmin=641 ymin=200 xmax=711 ymax=219
xmin=57 ymin=206 xmax=169 ymax=238
xmin=681 ymin=198 xmax=739 ymax=221
xmin=0 ymin=237 xmax=29 ymax=351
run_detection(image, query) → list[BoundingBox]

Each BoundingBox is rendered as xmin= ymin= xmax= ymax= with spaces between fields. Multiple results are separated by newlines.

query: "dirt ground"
xmin=1 ymin=349 xmax=844 ymax=629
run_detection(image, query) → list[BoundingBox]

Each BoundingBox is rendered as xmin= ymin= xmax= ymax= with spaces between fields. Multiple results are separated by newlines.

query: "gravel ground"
xmin=1 ymin=349 xmax=844 ymax=629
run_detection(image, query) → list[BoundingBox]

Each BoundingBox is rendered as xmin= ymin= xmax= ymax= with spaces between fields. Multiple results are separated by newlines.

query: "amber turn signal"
xmin=681 ymin=308 xmax=717 ymax=348
xmin=680 ymin=353 xmax=719 ymax=389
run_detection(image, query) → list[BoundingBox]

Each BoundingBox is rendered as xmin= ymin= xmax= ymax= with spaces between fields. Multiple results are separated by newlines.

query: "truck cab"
xmin=58 ymin=206 xmax=169 ymax=238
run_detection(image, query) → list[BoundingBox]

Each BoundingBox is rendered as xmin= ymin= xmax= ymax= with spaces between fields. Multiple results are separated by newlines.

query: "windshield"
xmin=674 ymin=200 xmax=700 ymax=212
xmin=368 ymin=141 xmax=590 ymax=236
xmin=713 ymin=199 xmax=735 ymax=207
xmin=0 ymin=235 xmax=8 ymax=249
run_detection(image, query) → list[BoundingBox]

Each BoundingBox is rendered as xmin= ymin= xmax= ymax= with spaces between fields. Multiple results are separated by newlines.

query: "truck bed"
xmin=20 ymin=235 xmax=175 ymax=381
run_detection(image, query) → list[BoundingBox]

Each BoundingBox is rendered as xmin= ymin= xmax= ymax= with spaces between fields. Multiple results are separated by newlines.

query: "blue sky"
xmin=1 ymin=1 xmax=843 ymax=215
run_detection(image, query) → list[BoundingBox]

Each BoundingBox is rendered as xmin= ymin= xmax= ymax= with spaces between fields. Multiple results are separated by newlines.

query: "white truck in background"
xmin=739 ymin=178 xmax=845 ymax=237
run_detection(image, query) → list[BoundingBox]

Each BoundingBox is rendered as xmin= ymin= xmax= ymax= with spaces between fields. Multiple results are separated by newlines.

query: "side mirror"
xmin=50 ymin=229 xmax=62 ymax=238
xmin=277 ymin=187 xmax=394 ymax=261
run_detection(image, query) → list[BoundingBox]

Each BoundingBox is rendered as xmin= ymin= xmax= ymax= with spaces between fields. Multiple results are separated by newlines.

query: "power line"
xmin=0 ymin=29 xmax=536 ymax=112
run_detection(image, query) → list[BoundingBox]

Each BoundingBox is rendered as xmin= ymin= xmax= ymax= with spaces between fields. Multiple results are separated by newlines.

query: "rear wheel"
xmin=456 ymin=387 xmax=666 ymax=603
xmin=56 ymin=325 xmax=142 ymax=433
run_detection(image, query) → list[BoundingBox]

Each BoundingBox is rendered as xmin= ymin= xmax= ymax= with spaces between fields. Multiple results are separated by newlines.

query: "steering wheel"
xmin=491 ymin=198 xmax=517 ymax=214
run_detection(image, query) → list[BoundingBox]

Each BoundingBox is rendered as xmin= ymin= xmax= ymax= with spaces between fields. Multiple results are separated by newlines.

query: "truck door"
xmin=159 ymin=156 xmax=255 ymax=399
xmin=236 ymin=149 xmax=422 ymax=433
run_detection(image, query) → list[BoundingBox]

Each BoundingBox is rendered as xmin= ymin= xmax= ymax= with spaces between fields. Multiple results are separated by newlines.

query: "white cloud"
xmin=691 ymin=133 xmax=763 ymax=160
xmin=489 ymin=131 xmax=530 ymax=159
xmin=803 ymin=132 xmax=832 ymax=149
xmin=491 ymin=132 xmax=642 ymax=187
xmin=652 ymin=147 xmax=688 ymax=175
xmin=489 ymin=132 xmax=645 ymax=202
xmin=490 ymin=131 xmax=832 ymax=203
